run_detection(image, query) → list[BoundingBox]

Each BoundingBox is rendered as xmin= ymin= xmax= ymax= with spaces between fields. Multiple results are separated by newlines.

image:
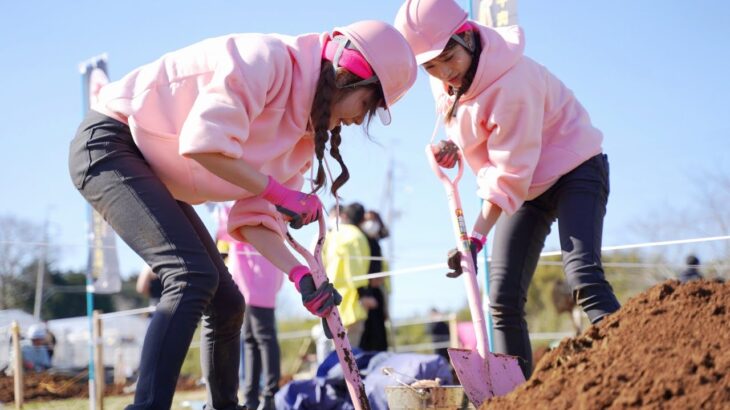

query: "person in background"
xmin=679 ymin=254 xmax=704 ymax=283
xmin=42 ymin=320 xmax=57 ymax=362
xmin=13 ymin=325 xmax=52 ymax=373
xmin=357 ymin=209 xmax=391 ymax=351
xmin=136 ymin=264 xmax=163 ymax=307
xmin=322 ymin=203 xmax=371 ymax=348
xmin=426 ymin=308 xmax=450 ymax=361
xmin=218 ymin=205 xmax=282 ymax=410
xmin=232 ymin=241 xmax=283 ymax=410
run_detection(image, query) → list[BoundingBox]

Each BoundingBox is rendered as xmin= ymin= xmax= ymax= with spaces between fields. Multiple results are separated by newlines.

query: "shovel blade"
xmin=448 ymin=348 xmax=525 ymax=407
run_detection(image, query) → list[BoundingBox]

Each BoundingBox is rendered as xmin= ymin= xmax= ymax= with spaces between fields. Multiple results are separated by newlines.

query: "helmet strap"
xmin=451 ymin=32 xmax=475 ymax=54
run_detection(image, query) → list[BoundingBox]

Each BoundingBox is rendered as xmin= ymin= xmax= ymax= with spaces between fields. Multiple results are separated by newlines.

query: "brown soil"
xmin=483 ymin=280 xmax=729 ymax=409
xmin=0 ymin=371 xmax=201 ymax=403
xmin=0 ymin=372 xmax=87 ymax=402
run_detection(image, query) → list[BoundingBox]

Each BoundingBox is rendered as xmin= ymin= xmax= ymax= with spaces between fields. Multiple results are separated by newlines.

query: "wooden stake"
xmin=11 ymin=321 xmax=23 ymax=409
xmin=448 ymin=313 xmax=459 ymax=348
xmin=93 ymin=310 xmax=104 ymax=410
xmin=113 ymin=348 xmax=126 ymax=386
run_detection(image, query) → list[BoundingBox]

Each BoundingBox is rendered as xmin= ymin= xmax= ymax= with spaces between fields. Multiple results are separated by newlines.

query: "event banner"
xmin=80 ymin=58 xmax=122 ymax=294
xmin=472 ymin=0 xmax=518 ymax=27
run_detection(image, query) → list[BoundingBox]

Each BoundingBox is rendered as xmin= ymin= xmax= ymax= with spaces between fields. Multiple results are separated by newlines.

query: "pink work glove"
xmin=288 ymin=265 xmax=342 ymax=318
xmin=260 ymin=176 xmax=322 ymax=229
xmin=430 ymin=140 xmax=459 ymax=169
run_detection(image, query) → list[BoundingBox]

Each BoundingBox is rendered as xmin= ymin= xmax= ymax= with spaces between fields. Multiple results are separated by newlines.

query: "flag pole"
xmin=466 ymin=0 xmax=497 ymax=353
xmin=471 ymin=0 xmax=519 ymax=353
xmin=79 ymin=53 xmax=108 ymax=410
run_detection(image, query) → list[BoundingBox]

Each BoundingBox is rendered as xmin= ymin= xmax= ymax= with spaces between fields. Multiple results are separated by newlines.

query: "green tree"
xmin=524 ymin=251 xmax=661 ymax=334
xmin=16 ymin=261 xmax=116 ymax=319
xmin=0 ymin=215 xmax=42 ymax=309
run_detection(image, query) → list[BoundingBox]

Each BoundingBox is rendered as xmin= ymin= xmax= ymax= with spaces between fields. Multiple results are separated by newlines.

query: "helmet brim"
xmin=376 ymin=106 xmax=391 ymax=126
xmin=416 ymin=49 xmax=446 ymax=65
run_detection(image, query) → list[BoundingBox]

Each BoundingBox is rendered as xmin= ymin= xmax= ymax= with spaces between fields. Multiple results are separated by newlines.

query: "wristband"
xmin=470 ymin=231 xmax=487 ymax=252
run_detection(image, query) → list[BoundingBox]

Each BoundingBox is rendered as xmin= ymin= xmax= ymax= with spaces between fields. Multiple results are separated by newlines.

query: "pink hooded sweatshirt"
xmin=228 ymin=241 xmax=284 ymax=309
xmin=216 ymin=205 xmax=282 ymax=308
xmin=93 ymin=33 xmax=326 ymax=240
xmin=431 ymin=24 xmax=603 ymax=215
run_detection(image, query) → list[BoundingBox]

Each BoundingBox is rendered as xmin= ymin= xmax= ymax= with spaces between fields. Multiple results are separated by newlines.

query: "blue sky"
xmin=1 ymin=1 xmax=729 ymax=318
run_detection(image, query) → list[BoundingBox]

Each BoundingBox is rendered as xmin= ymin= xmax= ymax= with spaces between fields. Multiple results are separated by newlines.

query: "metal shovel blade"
xmin=448 ymin=348 xmax=525 ymax=407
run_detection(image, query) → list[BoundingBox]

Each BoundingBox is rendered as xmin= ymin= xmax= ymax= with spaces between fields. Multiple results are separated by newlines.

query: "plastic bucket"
xmin=385 ymin=385 xmax=476 ymax=409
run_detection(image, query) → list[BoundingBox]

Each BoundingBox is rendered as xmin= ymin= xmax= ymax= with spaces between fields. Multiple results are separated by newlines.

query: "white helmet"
xmin=27 ymin=324 xmax=47 ymax=340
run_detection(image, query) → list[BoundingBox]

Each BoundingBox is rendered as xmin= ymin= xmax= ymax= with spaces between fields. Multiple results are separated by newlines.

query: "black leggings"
xmin=241 ymin=306 xmax=280 ymax=408
xmin=69 ymin=111 xmax=244 ymax=410
xmin=489 ymin=154 xmax=621 ymax=378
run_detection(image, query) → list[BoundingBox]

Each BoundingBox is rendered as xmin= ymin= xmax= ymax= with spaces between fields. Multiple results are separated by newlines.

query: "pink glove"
xmin=288 ymin=265 xmax=342 ymax=318
xmin=260 ymin=176 xmax=322 ymax=229
xmin=430 ymin=140 xmax=459 ymax=169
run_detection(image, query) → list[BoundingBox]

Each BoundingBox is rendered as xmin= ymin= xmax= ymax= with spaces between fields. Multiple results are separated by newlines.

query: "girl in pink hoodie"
xmin=396 ymin=0 xmax=620 ymax=378
xmin=68 ymin=21 xmax=416 ymax=410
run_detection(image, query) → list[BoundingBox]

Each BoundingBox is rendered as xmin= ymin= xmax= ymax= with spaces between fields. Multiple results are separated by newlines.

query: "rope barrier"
xmin=352 ymin=234 xmax=730 ymax=281
xmin=99 ymin=306 xmax=155 ymax=320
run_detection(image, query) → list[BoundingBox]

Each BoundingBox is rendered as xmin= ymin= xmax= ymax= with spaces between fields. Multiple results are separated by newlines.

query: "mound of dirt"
xmin=0 ymin=371 xmax=202 ymax=402
xmin=0 ymin=372 xmax=86 ymax=402
xmin=483 ymin=280 xmax=729 ymax=409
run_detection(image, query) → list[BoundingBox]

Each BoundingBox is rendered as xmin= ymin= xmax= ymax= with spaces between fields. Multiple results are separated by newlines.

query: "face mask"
xmin=361 ymin=220 xmax=381 ymax=238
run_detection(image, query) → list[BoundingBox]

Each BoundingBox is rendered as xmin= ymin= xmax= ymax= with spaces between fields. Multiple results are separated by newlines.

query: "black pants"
xmin=69 ymin=111 xmax=244 ymax=410
xmin=241 ymin=306 xmax=280 ymax=408
xmin=489 ymin=154 xmax=621 ymax=378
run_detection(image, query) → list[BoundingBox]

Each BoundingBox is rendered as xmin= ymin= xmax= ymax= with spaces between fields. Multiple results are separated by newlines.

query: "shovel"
xmin=425 ymin=145 xmax=525 ymax=407
xmin=283 ymin=214 xmax=371 ymax=410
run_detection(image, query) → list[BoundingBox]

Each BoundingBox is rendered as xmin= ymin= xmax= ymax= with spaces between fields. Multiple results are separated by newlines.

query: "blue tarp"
xmin=275 ymin=350 xmax=453 ymax=410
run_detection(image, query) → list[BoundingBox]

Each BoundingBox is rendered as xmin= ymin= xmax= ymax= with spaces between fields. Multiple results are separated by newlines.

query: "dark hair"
xmin=344 ymin=202 xmax=366 ymax=225
xmin=686 ymin=254 xmax=700 ymax=266
xmin=443 ymin=30 xmax=482 ymax=121
xmin=309 ymin=60 xmax=385 ymax=198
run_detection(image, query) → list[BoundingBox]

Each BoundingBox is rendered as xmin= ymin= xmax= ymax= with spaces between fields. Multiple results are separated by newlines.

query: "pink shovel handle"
xmin=425 ymin=145 xmax=490 ymax=358
xmin=283 ymin=216 xmax=371 ymax=410
xmin=425 ymin=143 xmax=464 ymax=187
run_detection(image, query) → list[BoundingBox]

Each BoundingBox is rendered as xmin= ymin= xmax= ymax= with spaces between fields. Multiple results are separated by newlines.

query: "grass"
xmin=19 ymin=389 xmax=207 ymax=410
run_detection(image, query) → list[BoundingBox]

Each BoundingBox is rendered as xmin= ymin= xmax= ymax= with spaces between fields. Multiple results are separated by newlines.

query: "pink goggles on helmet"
xmin=450 ymin=22 xmax=475 ymax=52
xmin=322 ymin=36 xmax=377 ymax=86
xmin=454 ymin=21 xmax=473 ymax=35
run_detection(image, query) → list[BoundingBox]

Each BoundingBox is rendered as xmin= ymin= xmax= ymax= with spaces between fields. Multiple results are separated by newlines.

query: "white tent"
xmin=0 ymin=309 xmax=150 ymax=373
xmin=49 ymin=314 xmax=150 ymax=371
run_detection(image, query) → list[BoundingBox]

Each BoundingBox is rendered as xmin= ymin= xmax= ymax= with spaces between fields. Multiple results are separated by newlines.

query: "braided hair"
xmin=310 ymin=60 xmax=384 ymax=198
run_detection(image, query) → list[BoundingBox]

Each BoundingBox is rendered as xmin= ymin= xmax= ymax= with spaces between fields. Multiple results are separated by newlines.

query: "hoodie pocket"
xmin=602 ymin=154 xmax=610 ymax=196
xmin=68 ymin=126 xmax=95 ymax=190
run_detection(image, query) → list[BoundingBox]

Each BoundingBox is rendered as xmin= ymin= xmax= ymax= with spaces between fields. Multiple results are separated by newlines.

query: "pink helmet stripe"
xmin=322 ymin=37 xmax=375 ymax=80
xmin=454 ymin=21 xmax=473 ymax=35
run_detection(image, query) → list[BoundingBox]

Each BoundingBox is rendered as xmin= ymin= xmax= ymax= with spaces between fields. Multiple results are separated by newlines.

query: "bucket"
xmin=385 ymin=385 xmax=476 ymax=409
